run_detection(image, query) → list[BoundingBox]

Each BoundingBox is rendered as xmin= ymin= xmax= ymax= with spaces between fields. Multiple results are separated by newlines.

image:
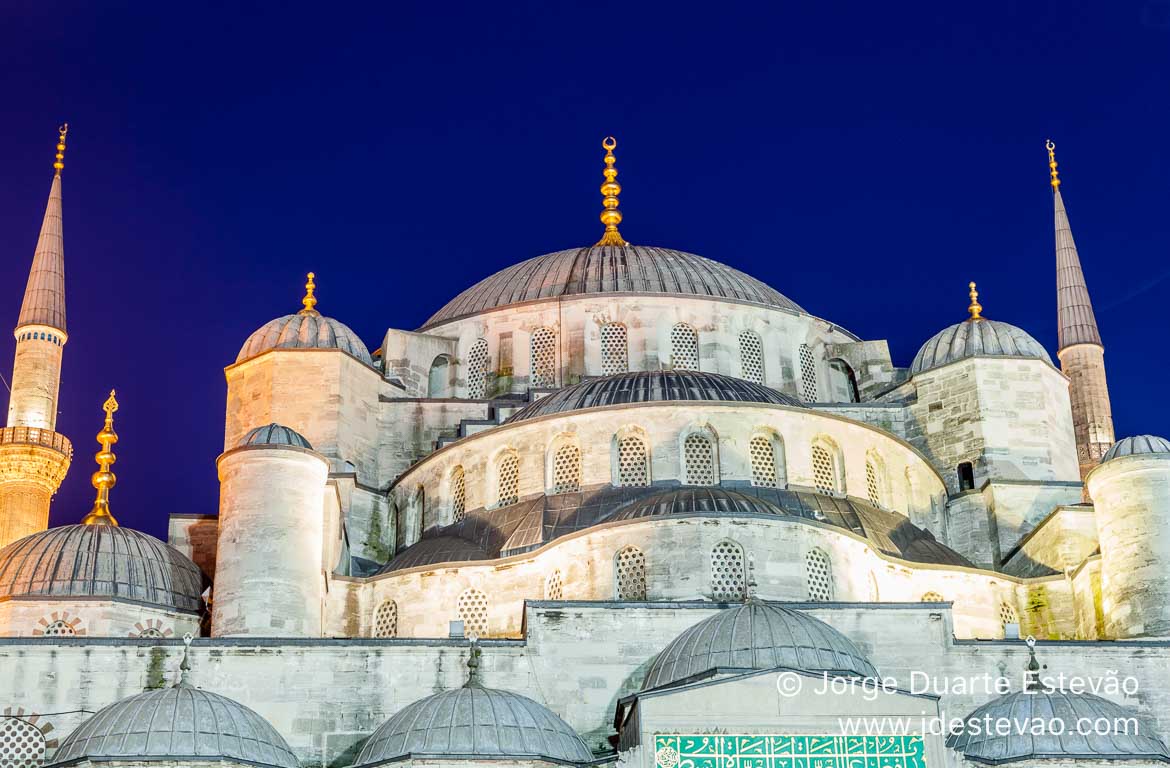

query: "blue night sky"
xmin=1 ymin=2 xmax=1168 ymax=538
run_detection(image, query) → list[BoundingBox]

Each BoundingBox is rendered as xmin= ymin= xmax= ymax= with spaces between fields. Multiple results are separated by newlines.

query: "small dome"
xmin=421 ymin=246 xmax=805 ymax=330
xmin=506 ymin=370 xmax=803 ymax=424
xmin=642 ymin=602 xmax=877 ymax=691
xmin=947 ymin=689 xmax=1170 ymax=764
xmin=354 ymin=686 xmax=593 ymax=766
xmin=0 ymin=525 xmax=205 ymax=613
xmin=48 ymin=685 xmax=298 ymax=768
xmin=1102 ymin=435 xmax=1170 ymax=463
xmin=237 ymin=312 xmax=372 ymax=365
xmin=911 ymin=319 xmax=1052 ymax=375
xmin=240 ymin=423 xmax=313 ymax=450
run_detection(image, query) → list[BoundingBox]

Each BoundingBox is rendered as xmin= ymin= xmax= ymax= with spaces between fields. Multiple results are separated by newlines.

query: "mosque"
xmin=1 ymin=127 xmax=1170 ymax=768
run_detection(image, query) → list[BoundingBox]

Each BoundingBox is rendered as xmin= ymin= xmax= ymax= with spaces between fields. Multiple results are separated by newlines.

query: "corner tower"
xmin=0 ymin=126 xmax=74 ymax=548
xmin=1048 ymin=140 xmax=1114 ymax=478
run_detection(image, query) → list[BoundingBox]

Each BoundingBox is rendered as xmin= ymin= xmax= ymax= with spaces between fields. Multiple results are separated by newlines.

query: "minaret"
xmin=1048 ymin=140 xmax=1115 ymax=479
xmin=0 ymin=126 xmax=74 ymax=548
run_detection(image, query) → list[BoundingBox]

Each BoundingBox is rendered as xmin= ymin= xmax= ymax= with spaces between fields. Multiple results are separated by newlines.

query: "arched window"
xmin=615 ymin=435 xmax=649 ymax=486
xmin=683 ymin=432 xmax=717 ymax=486
xmin=450 ymin=465 xmax=467 ymax=522
xmin=457 ymin=588 xmax=489 ymax=638
xmin=545 ymin=569 xmax=564 ymax=600
xmin=711 ymin=540 xmax=746 ymax=601
xmin=868 ymin=572 xmax=880 ymax=601
xmin=129 ymin=619 xmax=170 ymax=638
xmin=921 ymin=591 xmax=945 ymax=603
xmin=42 ymin=620 xmax=74 ymax=636
xmin=530 ymin=327 xmax=557 ymax=387
xmin=551 ymin=443 xmax=581 ymax=494
xmin=35 ymin=613 xmax=81 ymax=637
xmin=828 ymin=359 xmax=860 ymax=403
xmin=957 ymin=461 xmax=976 ymax=491
xmin=749 ymin=434 xmax=782 ymax=488
xmin=865 ymin=454 xmax=885 ymax=508
xmin=670 ymin=323 xmax=699 ymax=370
xmin=615 ymin=546 xmax=647 ymax=600
xmin=427 ymin=355 xmax=452 ymax=398
xmin=811 ymin=441 xmax=841 ymax=495
xmin=465 ymin=339 xmax=489 ymax=399
xmin=496 ymin=451 xmax=520 ymax=507
xmin=798 ymin=344 xmax=818 ymax=402
xmin=805 ymin=548 xmax=834 ymax=601
xmin=1 ymin=714 xmax=47 ymax=768
xmin=600 ymin=323 xmax=629 ymax=375
xmin=1000 ymin=601 xmax=1019 ymax=632
xmin=138 ymin=627 xmax=164 ymax=638
xmin=739 ymin=330 xmax=764 ymax=384
xmin=373 ymin=600 xmax=398 ymax=638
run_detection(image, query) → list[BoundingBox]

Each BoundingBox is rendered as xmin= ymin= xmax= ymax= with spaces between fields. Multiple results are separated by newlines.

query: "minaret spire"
xmin=1046 ymin=140 xmax=1114 ymax=478
xmin=17 ymin=125 xmax=68 ymax=333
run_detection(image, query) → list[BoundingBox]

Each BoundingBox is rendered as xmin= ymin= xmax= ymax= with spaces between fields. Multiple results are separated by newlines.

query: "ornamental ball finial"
xmin=53 ymin=123 xmax=69 ymax=176
xmin=1046 ymin=139 xmax=1060 ymax=190
xmin=300 ymin=272 xmax=319 ymax=315
xmin=967 ymin=281 xmax=984 ymax=322
xmin=82 ymin=388 xmax=120 ymax=526
xmin=595 ymin=136 xmax=628 ymax=247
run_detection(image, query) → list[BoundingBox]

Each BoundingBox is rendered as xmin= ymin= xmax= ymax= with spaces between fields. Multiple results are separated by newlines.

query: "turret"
xmin=0 ymin=126 xmax=73 ymax=548
xmin=212 ymin=423 xmax=328 ymax=637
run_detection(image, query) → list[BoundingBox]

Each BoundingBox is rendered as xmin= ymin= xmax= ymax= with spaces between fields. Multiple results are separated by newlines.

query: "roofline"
xmin=354 ymin=751 xmax=598 ymax=768
xmin=224 ymin=344 xmax=381 ymax=376
xmin=0 ymin=593 xmax=202 ymax=616
xmin=48 ymin=754 xmax=295 ymax=768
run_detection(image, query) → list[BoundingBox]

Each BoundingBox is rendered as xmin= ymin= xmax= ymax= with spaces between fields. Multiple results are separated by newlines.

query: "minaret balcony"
xmin=0 ymin=426 xmax=72 ymax=458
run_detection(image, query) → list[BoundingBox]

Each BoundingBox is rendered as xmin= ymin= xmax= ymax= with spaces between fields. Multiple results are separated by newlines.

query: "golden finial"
xmin=967 ymin=281 xmax=984 ymax=322
xmin=53 ymin=123 xmax=68 ymax=177
xmin=1046 ymin=139 xmax=1060 ymax=190
xmin=595 ymin=136 xmax=628 ymax=247
xmin=299 ymin=272 xmax=319 ymax=315
xmin=81 ymin=390 xmax=119 ymax=526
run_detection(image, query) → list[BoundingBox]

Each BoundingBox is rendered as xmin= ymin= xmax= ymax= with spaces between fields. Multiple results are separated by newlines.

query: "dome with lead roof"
xmin=237 ymin=273 xmax=372 ymax=365
xmin=1102 ymin=435 xmax=1170 ymax=462
xmin=239 ymin=423 xmax=313 ymax=450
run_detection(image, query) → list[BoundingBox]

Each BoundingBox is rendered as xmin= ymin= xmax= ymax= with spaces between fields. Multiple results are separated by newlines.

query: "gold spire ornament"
xmin=595 ymin=137 xmax=628 ymax=247
xmin=81 ymin=390 xmax=119 ymax=526
xmin=299 ymin=272 xmax=319 ymax=315
xmin=53 ymin=123 xmax=68 ymax=177
xmin=1046 ymin=139 xmax=1060 ymax=190
xmin=967 ymin=281 xmax=984 ymax=322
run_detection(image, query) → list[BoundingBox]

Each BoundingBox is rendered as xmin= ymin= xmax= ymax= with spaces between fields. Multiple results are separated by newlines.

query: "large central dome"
xmin=420 ymin=245 xmax=805 ymax=330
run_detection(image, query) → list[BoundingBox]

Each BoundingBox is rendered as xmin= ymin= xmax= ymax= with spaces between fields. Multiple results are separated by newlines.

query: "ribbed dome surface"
xmin=240 ymin=423 xmax=313 ymax=450
xmin=642 ymin=602 xmax=877 ymax=691
xmin=947 ymin=689 xmax=1170 ymax=764
xmin=1102 ymin=435 xmax=1170 ymax=462
xmin=354 ymin=686 xmax=593 ymax=766
xmin=48 ymin=686 xmax=298 ymax=768
xmin=0 ymin=525 xmax=204 ymax=613
xmin=421 ymin=246 xmax=804 ymax=330
xmin=911 ymin=319 xmax=1052 ymax=374
xmin=237 ymin=312 xmax=371 ymax=365
xmin=506 ymin=371 xmax=803 ymax=423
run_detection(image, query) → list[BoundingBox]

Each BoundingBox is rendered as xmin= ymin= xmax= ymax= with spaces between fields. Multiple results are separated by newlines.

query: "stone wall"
xmin=0 ymin=600 xmax=199 ymax=639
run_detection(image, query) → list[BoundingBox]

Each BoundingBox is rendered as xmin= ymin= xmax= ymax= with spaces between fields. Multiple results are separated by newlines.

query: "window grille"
xmin=600 ymin=323 xmax=629 ymax=375
xmin=684 ymin=433 xmax=716 ymax=486
xmin=450 ymin=466 xmax=467 ymax=522
xmin=1000 ymin=602 xmax=1018 ymax=629
xmin=616 ymin=436 xmax=649 ymax=486
xmin=805 ymin=549 xmax=834 ymax=601
xmin=865 ymin=460 xmax=882 ymax=507
xmin=530 ymin=328 xmax=557 ymax=387
xmin=921 ymin=591 xmax=944 ymax=603
xmin=373 ymin=600 xmax=398 ymax=638
xmin=497 ymin=453 xmax=519 ymax=506
xmin=799 ymin=344 xmax=818 ymax=402
xmin=750 ymin=435 xmax=777 ymax=487
xmin=466 ymin=339 xmax=489 ymax=398
xmin=812 ymin=444 xmax=836 ymax=494
xmin=670 ymin=323 xmax=699 ymax=370
xmin=552 ymin=444 xmax=581 ymax=494
xmin=739 ymin=330 xmax=764 ymax=384
xmin=458 ymin=589 xmax=489 ymax=638
xmin=545 ymin=570 xmax=564 ymax=600
xmin=711 ymin=540 xmax=746 ymax=601
xmin=0 ymin=717 xmax=47 ymax=768
xmin=41 ymin=620 xmax=74 ymax=637
xmin=615 ymin=546 xmax=647 ymax=600
xmin=138 ymin=627 xmax=164 ymax=638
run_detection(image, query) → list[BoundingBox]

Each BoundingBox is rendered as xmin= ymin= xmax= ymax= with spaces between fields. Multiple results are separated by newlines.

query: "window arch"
xmin=600 ymin=322 xmax=629 ymax=375
xmin=828 ymin=358 xmax=860 ymax=403
xmin=550 ymin=442 xmax=581 ymax=494
xmin=34 ymin=612 xmax=82 ymax=637
xmin=957 ymin=461 xmax=976 ymax=491
xmin=683 ymin=431 xmax=717 ymax=486
xmin=798 ymin=343 xmax=818 ymax=402
xmin=868 ymin=572 xmax=880 ymax=601
xmin=710 ymin=540 xmax=746 ymax=601
xmin=449 ymin=465 xmax=467 ymax=522
xmin=495 ymin=451 xmax=520 ymax=507
xmin=811 ymin=438 xmax=843 ymax=495
xmin=921 ymin=591 xmax=945 ymax=603
xmin=615 ymin=546 xmax=647 ymax=600
xmin=749 ymin=433 xmax=786 ymax=488
xmin=805 ymin=548 xmax=834 ymax=601
xmin=128 ymin=618 xmax=171 ymax=638
xmin=864 ymin=452 xmax=886 ymax=508
xmin=373 ymin=600 xmax=398 ymax=638
xmin=544 ymin=569 xmax=564 ymax=600
xmin=427 ymin=355 xmax=453 ymax=398
xmin=530 ymin=327 xmax=557 ymax=387
xmin=670 ymin=323 xmax=699 ymax=370
xmin=457 ymin=588 xmax=489 ymax=639
xmin=739 ymin=330 xmax=764 ymax=384
xmin=614 ymin=434 xmax=650 ymax=487
xmin=1 ymin=714 xmax=48 ymax=768
xmin=465 ymin=338 xmax=489 ymax=399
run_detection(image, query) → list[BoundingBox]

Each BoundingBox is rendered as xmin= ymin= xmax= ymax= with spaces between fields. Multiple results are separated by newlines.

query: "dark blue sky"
xmin=1 ymin=2 xmax=1168 ymax=538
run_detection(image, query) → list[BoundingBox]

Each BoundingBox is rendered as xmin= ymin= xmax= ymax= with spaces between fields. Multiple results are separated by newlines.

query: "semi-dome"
xmin=947 ymin=688 xmax=1170 ymax=764
xmin=505 ymin=370 xmax=804 ymax=424
xmin=48 ymin=685 xmax=298 ymax=768
xmin=240 ymin=423 xmax=313 ymax=450
xmin=354 ymin=686 xmax=593 ymax=766
xmin=911 ymin=319 xmax=1052 ymax=375
xmin=642 ymin=602 xmax=877 ymax=691
xmin=421 ymin=246 xmax=805 ymax=330
xmin=1102 ymin=434 xmax=1170 ymax=462
xmin=237 ymin=273 xmax=372 ymax=365
xmin=0 ymin=525 xmax=205 ymax=613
